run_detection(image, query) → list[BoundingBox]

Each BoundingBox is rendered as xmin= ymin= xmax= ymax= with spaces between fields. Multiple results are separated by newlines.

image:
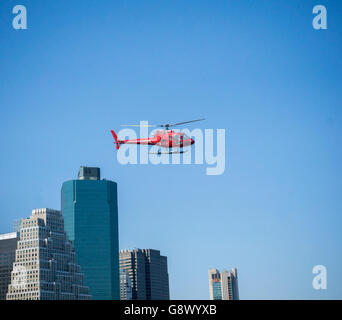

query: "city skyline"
xmin=0 ymin=224 xmax=173 ymax=300
xmin=0 ymin=166 xmax=172 ymax=300
xmin=1 ymin=0 xmax=341 ymax=299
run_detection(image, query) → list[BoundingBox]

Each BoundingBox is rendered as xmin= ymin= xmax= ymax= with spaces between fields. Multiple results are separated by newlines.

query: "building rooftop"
xmin=0 ymin=232 xmax=19 ymax=241
xmin=78 ymin=166 xmax=101 ymax=180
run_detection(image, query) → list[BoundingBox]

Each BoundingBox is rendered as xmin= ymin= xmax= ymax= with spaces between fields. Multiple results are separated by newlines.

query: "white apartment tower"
xmin=6 ymin=208 xmax=91 ymax=300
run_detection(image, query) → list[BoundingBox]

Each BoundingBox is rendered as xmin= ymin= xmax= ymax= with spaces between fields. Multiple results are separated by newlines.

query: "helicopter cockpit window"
xmin=181 ymin=133 xmax=190 ymax=140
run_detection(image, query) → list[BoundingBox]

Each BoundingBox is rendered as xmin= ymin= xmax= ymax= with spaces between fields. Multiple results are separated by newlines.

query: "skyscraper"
xmin=120 ymin=269 xmax=132 ymax=300
xmin=62 ymin=166 xmax=119 ymax=300
xmin=0 ymin=232 xmax=19 ymax=300
xmin=119 ymin=249 xmax=170 ymax=300
xmin=6 ymin=208 xmax=91 ymax=300
xmin=208 ymin=268 xmax=239 ymax=300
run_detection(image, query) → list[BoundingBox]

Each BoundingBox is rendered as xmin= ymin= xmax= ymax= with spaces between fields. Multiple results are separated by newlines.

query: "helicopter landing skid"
xmin=149 ymin=149 xmax=188 ymax=155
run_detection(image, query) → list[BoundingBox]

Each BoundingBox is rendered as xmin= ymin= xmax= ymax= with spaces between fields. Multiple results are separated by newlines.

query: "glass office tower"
xmin=61 ymin=167 xmax=119 ymax=300
xmin=212 ymin=280 xmax=222 ymax=300
xmin=119 ymin=249 xmax=170 ymax=300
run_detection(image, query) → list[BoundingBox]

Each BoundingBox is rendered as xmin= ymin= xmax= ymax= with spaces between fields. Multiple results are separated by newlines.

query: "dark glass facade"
xmin=0 ymin=233 xmax=19 ymax=300
xmin=61 ymin=173 xmax=119 ymax=300
xmin=119 ymin=249 xmax=170 ymax=300
xmin=212 ymin=281 xmax=222 ymax=300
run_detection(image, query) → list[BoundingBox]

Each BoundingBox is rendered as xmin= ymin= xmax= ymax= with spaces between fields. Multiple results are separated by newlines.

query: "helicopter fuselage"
xmin=113 ymin=130 xmax=194 ymax=149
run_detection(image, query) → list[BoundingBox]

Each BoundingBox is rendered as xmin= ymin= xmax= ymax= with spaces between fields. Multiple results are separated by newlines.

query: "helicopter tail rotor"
xmin=111 ymin=130 xmax=120 ymax=150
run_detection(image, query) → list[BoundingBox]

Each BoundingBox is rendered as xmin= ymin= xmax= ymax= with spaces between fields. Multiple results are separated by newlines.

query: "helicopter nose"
xmin=191 ymin=138 xmax=195 ymax=145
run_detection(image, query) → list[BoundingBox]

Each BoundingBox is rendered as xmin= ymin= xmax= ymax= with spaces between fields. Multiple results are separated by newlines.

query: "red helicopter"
xmin=111 ymin=119 xmax=205 ymax=154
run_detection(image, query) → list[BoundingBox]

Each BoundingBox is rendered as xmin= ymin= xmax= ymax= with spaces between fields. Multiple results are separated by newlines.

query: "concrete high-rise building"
xmin=119 ymin=249 xmax=170 ymax=300
xmin=62 ymin=166 xmax=119 ymax=300
xmin=221 ymin=268 xmax=239 ymax=300
xmin=0 ymin=232 xmax=19 ymax=300
xmin=208 ymin=268 xmax=239 ymax=300
xmin=6 ymin=208 xmax=91 ymax=300
xmin=120 ymin=269 xmax=132 ymax=300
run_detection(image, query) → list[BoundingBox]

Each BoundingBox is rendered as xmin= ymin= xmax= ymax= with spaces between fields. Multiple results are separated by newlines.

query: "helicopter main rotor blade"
xmin=120 ymin=124 xmax=157 ymax=127
xmin=121 ymin=118 xmax=205 ymax=129
xmin=159 ymin=118 xmax=205 ymax=128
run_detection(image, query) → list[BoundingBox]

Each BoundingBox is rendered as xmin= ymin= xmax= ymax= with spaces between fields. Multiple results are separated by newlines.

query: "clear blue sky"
xmin=1 ymin=0 xmax=341 ymax=299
